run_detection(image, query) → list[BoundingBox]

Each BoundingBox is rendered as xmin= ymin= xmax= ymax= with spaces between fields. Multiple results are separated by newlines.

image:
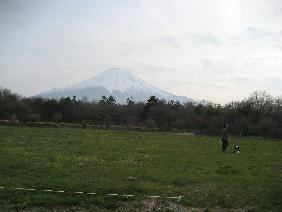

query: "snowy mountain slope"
xmin=38 ymin=68 xmax=194 ymax=103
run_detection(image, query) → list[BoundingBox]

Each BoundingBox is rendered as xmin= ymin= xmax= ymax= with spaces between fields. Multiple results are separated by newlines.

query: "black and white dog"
xmin=233 ymin=145 xmax=240 ymax=154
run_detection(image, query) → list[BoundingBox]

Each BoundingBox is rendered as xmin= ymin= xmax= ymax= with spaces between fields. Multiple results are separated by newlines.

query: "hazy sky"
xmin=1 ymin=0 xmax=282 ymax=103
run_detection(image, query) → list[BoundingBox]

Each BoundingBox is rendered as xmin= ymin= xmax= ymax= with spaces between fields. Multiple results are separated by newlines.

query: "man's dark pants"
xmin=221 ymin=138 xmax=228 ymax=151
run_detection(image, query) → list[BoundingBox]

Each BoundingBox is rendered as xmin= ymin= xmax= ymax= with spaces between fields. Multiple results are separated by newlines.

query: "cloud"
xmin=155 ymin=32 xmax=223 ymax=48
xmin=190 ymin=33 xmax=222 ymax=46
xmin=245 ymin=26 xmax=274 ymax=39
xmin=155 ymin=35 xmax=182 ymax=48
xmin=0 ymin=47 xmax=5 ymax=55
xmin=264 ymin=77 xmax=282 ymax=93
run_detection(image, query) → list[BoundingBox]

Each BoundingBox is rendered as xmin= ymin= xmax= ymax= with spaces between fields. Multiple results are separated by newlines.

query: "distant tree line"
xmin=0 ymin=88 xmax=282 ymax=138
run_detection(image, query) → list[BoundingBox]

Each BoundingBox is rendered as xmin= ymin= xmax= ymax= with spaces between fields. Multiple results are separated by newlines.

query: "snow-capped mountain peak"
xmin=65 ymin=68 xmax=167 ymax=94
xmin=39 ymin=68 xmax=193 ymax=103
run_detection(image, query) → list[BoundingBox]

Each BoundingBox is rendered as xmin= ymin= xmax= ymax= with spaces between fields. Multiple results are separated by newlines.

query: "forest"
xmin=0 ymin=88 xmax=282 ymax=138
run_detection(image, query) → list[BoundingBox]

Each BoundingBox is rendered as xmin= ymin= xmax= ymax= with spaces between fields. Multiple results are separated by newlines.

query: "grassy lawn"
xmin=0 ymin=126 xmax=281 ymax=211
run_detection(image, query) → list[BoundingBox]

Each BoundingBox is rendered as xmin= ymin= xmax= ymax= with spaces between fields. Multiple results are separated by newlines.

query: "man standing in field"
xmin=221 ymin=124 xmax=229 ymax=151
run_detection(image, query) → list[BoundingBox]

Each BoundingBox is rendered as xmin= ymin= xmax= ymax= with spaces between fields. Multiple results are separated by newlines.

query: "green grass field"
xmin=0 ymin=126 xmax=281 ymax=211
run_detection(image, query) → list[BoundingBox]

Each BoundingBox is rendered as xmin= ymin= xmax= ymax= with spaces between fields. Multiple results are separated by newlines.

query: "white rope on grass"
xmin=121 ymin=194 xmax=134 ymax=197
xmin=0 ymin=186 xmax=183 ymax=201
xmin=25 ymin=188 xmax=36 ymax=191
xmin=107 ymin=193 xmax=118 ymax=196
xmin=73 ymin=191 xmax=83 ymax=194
xmin=13 ymin=187 xmax=25 ymax=190
xmin=86 ymin=192 xmax=96 ymax=195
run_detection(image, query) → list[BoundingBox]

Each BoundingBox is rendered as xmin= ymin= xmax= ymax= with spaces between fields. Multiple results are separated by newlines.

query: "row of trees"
xmin=1 ymin=88 xmax=282 ymax=138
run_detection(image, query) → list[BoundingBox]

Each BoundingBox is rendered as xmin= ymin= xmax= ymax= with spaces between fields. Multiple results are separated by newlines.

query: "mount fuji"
xmin=38 ymin=68 xmax=194 ymax=104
